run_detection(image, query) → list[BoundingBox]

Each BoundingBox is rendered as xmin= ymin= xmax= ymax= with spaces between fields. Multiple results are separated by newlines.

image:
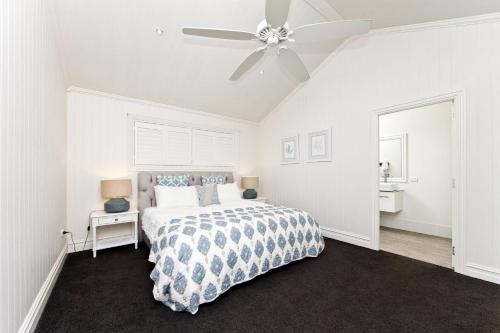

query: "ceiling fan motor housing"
xmin=257 ymin=20 xmax=290 ymax=47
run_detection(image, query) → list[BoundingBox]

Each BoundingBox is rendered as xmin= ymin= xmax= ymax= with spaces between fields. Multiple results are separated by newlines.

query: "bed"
xmin=138 ymin=171 xmax=325 ymax=314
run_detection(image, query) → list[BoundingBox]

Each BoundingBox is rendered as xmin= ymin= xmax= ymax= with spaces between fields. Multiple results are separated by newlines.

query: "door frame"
xmin=370 ymin=91 xmax=467 ymax=274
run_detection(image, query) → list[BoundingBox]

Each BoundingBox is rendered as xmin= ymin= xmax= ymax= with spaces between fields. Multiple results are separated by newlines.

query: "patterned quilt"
xmin=148 ymin=204 xmax=325 ymax=314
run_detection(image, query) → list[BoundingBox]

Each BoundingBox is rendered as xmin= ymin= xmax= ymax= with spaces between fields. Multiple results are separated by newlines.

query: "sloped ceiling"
xmin=53 ymin=0 xmax=342 ymax=122
xmin=326 ymin=0 xmax=500 ymax=29
xmin=54 ymin=1 xmax=500 ymax=121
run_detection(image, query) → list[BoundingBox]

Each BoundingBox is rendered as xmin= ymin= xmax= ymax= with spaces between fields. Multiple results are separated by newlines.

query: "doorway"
xmin=371 ymin=92 xmax=466 ymax=273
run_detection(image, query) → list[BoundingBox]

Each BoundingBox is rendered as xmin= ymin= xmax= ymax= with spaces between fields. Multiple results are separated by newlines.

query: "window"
xmin=134 ymin=121 xmax=236 ymax=167
xmin=192 ymin=130 xmax=236 ymax=166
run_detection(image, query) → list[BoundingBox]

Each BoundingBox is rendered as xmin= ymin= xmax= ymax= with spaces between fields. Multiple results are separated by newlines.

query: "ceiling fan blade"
xmin=291 ymin=20 xmax=371 ymax=43
xmin=229 ymin=48 xmax=267 ymax=81
xmin=183 ymin=27 xmax=256 ymax=40
xmin=265 ymin=0 xmax=291 ymax=28
xmin=279 ymin=47 xmax=310 ymax=82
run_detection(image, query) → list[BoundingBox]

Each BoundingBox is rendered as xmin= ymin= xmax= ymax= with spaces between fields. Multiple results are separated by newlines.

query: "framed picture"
xmin=281 ymin=135 xmax=300 ymax=164
xmin=307 ymin=129 xmax=332 ymax=162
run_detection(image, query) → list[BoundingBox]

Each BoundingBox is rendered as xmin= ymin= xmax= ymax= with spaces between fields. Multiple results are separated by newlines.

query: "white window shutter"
xmin=165 ymin=126 xmax=192 ymax=165
xmin=134 ymin=122 xmax=165 ymax=165
xmin=213 ymin=133 xmax=235 ymax=166
xmin=192 ymin=130 xmax=214 ymax=166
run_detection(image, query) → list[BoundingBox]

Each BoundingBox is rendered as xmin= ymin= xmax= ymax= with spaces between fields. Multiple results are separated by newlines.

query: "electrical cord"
xmin=63 ymin=231 xmax=76 ymax=252
xmin=82 ymin=227 xmax=90 ymax=252
xmin=84 ymin=210 xmax=101 ymax=251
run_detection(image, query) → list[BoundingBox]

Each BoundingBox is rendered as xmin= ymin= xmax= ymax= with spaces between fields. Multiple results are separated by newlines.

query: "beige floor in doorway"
xmin=380 ymin=227 xmax=452 ymax=268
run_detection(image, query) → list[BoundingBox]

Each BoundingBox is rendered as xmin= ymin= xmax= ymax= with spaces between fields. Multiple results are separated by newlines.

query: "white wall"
xmin=0 ymin=1 xmax=68 ymax=332
xmin=380 ymin=102 xmax=452 ymax=238
xmin=66 ymin=89 xmax=259 ymax=248
xmin=258 ymin=16 xmax=500 ymax=284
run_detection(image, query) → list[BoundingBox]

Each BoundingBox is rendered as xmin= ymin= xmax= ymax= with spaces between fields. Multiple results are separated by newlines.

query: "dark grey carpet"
xmin=36 ymin=239 xmax=500 ymax=332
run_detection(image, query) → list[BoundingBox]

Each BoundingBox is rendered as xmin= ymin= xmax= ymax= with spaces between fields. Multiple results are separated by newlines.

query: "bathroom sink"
xmin=380 ymin=183 xmax=399 ymax=192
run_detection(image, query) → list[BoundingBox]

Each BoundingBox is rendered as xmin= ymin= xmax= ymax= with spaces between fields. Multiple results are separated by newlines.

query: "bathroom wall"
xmin=379 ymin=102 xmax=453 ymax=238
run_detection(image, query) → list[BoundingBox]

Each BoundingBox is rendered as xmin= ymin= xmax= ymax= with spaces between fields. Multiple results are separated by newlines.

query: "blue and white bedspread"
xmin=147 ymin=203 xmax=324 ymax=314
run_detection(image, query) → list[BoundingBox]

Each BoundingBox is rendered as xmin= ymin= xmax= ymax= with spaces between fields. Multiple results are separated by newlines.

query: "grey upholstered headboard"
xmin=137 ymin=171 xmax=234 ymax=240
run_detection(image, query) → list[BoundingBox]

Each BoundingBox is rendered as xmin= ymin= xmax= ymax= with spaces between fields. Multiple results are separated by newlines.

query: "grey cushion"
xmin=195 ymin=184 xmax=220 ymax=207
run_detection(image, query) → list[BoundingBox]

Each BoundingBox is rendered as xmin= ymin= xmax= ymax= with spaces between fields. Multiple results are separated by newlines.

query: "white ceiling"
xmin=53 ymin=1 xmax=500 ymax=122
xmin=53 ymin=0 xmax=342 ymax=122
xmin=326 ymin=0 xmax=500 ymax=29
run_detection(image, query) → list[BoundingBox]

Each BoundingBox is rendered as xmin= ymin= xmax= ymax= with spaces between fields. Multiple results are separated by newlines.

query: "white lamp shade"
xmin=241 ymin=176 xmax=259 ymax=189
xmin=101 ymin=179 xmax=132 ymax=199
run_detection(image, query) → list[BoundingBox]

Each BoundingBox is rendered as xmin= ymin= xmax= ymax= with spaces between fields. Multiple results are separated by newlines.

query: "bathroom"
xmin=378 ymin=101 xmax=453 ymax=268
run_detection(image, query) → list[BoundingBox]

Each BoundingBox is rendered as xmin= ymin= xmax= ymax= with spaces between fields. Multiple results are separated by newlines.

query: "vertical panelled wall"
xmin=0 ymin=0 xmax=67 ymax=332
xmin=66 ymin=90 xmax=259 ymax=248
xmin=258 ymin=18 xmax=500 ymax=283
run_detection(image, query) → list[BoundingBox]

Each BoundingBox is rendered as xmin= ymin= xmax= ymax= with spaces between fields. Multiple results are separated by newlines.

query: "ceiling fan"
xmin=183 ymin=0 xmax=371 ymax=82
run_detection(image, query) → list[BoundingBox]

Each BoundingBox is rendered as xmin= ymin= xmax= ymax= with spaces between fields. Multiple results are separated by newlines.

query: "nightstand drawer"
xmin=97 ymin=213 xmax=137 ymax=226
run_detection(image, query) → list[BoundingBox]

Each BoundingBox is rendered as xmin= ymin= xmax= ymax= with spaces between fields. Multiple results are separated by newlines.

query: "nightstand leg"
xmin=134 ymin=221 xmax=138 ymax=250
xmin=92 ymin=225 xmax=97 ymax=258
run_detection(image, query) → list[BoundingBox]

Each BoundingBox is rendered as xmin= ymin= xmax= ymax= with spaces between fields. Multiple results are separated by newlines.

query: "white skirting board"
xmin=320 ymin=226 xmax=372 ymax=249
xmin=66 ymin=238 xmax=93 ymax=253
xmin=18 ymin=246 xmax=67 ymax=333
xmin=380 ymin=217 xmax=452 ymax=239
xmin=465 ymin=263 xmax=500 ymax=285
xmin=67 ymin=233 xmax=135 ymax=253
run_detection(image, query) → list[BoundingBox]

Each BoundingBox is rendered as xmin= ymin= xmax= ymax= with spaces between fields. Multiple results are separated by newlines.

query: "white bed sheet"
xmin=142 ymin=200 xmax=264 ymax=245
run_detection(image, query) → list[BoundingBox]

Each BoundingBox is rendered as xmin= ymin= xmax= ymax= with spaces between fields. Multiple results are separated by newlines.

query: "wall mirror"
xmin=379 ymin=134 xmax=407 ymax=183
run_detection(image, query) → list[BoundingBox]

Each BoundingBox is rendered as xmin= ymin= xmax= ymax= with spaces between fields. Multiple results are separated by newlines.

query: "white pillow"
xmin=154 ymin=185 xmax=199 ymax=209
xmin=217 ymin=182 xmax=242 ymax=203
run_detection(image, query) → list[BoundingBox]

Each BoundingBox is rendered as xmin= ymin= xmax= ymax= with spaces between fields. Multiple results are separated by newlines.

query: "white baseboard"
xmin=465 ymin=263 xmax=500 ymax=285
xmin=380 ymin=217 xmax=452 ymax=238
xmin=18 ymin=246 xmax=67 ymax=333
xmin=66 ymin=238 xmax=92 ymax=253
xmin=321 ymin=226 xmax=372 ymax=249
xmin=67 ymin=233 xmax=135 ymax=253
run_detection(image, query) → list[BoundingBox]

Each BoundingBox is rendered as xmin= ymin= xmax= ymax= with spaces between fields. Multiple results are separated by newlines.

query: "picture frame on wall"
xmin=281 ymin=135 xmax=300 ymax=164
xmin=307 ymin=128 xmax=332 ymax=162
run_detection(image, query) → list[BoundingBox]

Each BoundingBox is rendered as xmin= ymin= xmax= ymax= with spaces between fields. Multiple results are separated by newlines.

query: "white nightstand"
xmin=246 ymin=197 xmax=266 ymax=203
xmin=90 ymin=210 xmax=139 ymax=258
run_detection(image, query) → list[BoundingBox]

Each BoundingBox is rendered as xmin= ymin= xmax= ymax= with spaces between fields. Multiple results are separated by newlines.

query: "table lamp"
xmin=241 ymin=176 xmax=259 ymax=199
xmin=101 ymin=179 xmax=132 ymax=213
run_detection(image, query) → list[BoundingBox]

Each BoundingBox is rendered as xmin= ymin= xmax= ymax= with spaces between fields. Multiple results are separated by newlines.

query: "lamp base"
xmin=104 ymin=198 xmax=130 ymax=213
xmin=243 ymin=189 xmax=258 ymax=200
